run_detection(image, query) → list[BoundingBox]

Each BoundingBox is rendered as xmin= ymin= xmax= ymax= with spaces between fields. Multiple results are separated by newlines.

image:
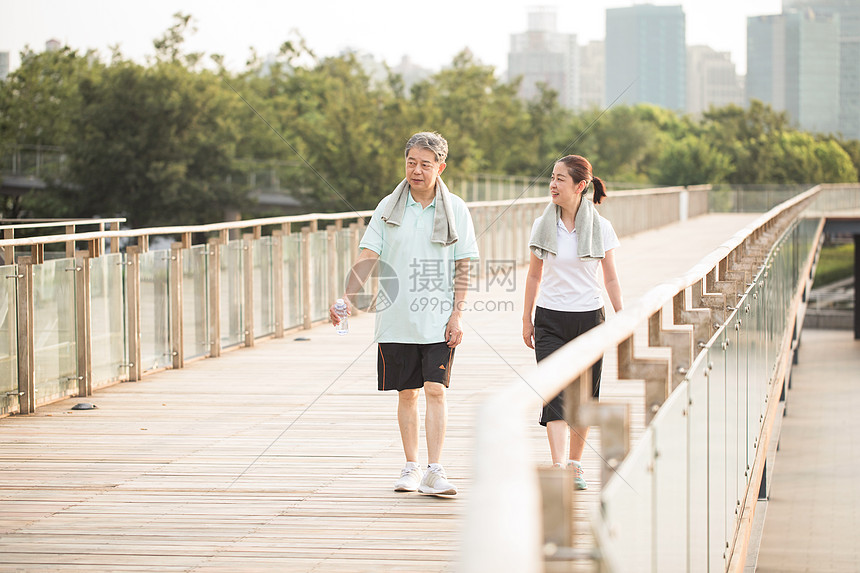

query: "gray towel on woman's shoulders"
xmin=380 ymin=178 xmax=458 ymax=246
xmin=528 ymin=200 xmax=605 ymax=261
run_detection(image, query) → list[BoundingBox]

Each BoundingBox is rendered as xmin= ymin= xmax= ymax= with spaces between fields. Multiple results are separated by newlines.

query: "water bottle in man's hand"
xmin=334 ymin=299 xmax=349 ymax=335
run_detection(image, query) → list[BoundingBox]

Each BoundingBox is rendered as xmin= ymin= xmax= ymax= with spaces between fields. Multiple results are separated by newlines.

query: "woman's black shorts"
xmin=535 ymin=306 xmax=605 ymax=426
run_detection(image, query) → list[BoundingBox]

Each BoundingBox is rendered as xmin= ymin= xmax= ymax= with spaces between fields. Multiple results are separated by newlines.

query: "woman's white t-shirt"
xmin=534 ymin=215 xmax=620 ymax=312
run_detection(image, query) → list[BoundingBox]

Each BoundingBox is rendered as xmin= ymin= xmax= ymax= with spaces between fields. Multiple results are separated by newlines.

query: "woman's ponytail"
xmin=592 ymin=176 xmax=607 ymax=205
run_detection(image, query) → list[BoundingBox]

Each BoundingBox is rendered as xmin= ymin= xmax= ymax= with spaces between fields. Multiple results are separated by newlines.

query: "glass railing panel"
xmin=764 ymin=252 xmax=780 ymax=379
xmin=89 ymin=253 xmax=127 ymax=386
xmin=687 ymin=356 xmax=709 ymax=570
xmin=33 ymin=258 xmax=78 ymax=400
xmin=282 ymin=233 xmax=302 ymax=330
xmin=182 ymin=245 xmax=209 ymax=360
xmin=600 ymin=430 xmax=655 ymax=572
xmin=653 ymin=386 xmax=689 ymax=572
xmin=747 ymin=279 xmax=766 ymax=471
xmin=814 ymin=184 xmax=860 ymax=212
xmin=253 ymin=237 xmax=275 ymax=338
xmin=220 ymin=240 xmax=244 ymax=348
xmin=0 ymin=265 xmax=18 ymax=413
xmin=708 ymin=185 xmax=810 ymax=213
xmin=335 ymin=228 xmax=353 ymax=298
xmin=707 ymin=330 xmax=728 ymax=573
xmin=726 ymin=309 xmax=744 ymax=518
xmin=308 ymin=231 xmax=328 ymax=323
xmin=139 ymin=250 xmax=171 ymax=372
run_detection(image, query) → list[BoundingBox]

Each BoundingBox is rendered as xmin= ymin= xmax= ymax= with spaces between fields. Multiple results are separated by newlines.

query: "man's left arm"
xmin=444 ymin=258 xmax=471 ymax=348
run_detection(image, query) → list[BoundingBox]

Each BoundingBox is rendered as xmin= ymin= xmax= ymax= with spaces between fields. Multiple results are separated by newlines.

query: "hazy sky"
xmin=2 ymin=0 xmax=782 ymax=75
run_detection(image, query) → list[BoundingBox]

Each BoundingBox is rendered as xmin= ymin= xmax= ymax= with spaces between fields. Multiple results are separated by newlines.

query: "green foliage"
xmin=0 ymin=46 xmax=101 ymax=148
xmin=56 ymin=60 xmax=245 ymax=227
xmin=418 ymin=50 xmax=535 ymax=178
xmin=651 ymin=134 xmax=732 ymax=186
xmin=579 ymin=106 xmax=661 ymax=182
xmin=814 ymin=243 xmax=855 ymax=287
xmin=1 ymin=15 xmax=858 ymax=225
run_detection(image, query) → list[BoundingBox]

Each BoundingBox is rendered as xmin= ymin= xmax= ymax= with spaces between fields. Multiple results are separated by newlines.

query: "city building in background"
xmin=605 ymin=4 xmax=686 ymax=111
xmin=389 ymin=55 xmax=434 ymax=94
xmin=779 ymin=0 xmax=860 ymax=139
xmin=45 ymin=39 xmax=61 ymax=52
xmin=747 ymin=10 xmax=841 ymax=134
xmin=687 ymin=45 xmax=744 ymax=116
xmin=579 ymin=40 xmax=605 ymax=109
xmin=0 ymin=52 xmax=9 ymax=81
xmin=507 ymin=6 xmax=579 ymax=109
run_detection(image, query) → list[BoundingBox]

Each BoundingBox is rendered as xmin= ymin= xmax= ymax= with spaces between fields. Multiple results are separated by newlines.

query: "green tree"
xmin=650 ymin=134 xmax=733 ymax=186
xmin=526 ymin=83 xmax=570 ymax=171
xmin=253 ymin=50 xmax=408 ymax=211
xmin=410 ymin=50 xmax=535 ymax=178
xmin=813 ymin=139 xmax=857 ymax=182
xmin=580 ymin=105 xmax=660 ymax=182
xmin=0 ymin=46 xmax=103 ymax=217
xmin=701 ymin=101 xmax=793 ymax=183
xmin=825 ymin=136 xmax=860 ymax=182
xmin=43 ymin=57 xmax=246 ymax=226
xmin=0 ymin=46 xmax=100 ymax=148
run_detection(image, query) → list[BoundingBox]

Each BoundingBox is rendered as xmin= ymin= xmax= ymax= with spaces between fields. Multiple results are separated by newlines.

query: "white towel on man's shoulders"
xmin=380 ymin=178 xmax=458 ymax=246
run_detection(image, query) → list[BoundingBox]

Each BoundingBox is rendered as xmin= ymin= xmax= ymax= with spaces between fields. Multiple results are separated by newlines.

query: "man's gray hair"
xmin=404 ymin=132 xmax=448 ymax=164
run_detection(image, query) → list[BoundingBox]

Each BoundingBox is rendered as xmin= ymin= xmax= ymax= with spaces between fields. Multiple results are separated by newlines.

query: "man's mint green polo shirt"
xmin=359 ymin=190 xmax=480 ymax=344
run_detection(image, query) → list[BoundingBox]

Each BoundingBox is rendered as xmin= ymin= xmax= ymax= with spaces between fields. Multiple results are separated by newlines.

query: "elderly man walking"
xmin=331 ymin=132 xmax=478 ymax=495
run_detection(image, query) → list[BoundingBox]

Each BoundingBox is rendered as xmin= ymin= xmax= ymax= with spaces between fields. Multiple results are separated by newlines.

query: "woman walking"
xmin=522 ymin=154 xmax=624 ymax=490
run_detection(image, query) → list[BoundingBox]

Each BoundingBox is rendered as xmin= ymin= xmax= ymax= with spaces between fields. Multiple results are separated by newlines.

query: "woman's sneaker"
xmin=418 ymin=464 xmax=457 ymax=496
xmin=568 ymin=461 xmax=588 ymax=490
xmin=394 ymin=463 xmax=423 ymax=492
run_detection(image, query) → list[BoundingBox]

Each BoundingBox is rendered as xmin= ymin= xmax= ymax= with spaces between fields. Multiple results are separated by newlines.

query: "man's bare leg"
xmin=398 ymin=389 xmax=421 ymax=462
xmin=423 ymin=382 xmax=447 ymax=465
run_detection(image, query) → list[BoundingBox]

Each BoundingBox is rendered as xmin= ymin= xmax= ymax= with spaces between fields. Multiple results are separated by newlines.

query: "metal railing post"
xmin=207 ymin=238 xmax=222 ymax=357
xmin=169 ymin=242 xmax=184 ymax=369
xmin=3 ymin=229 xmax=14 ymax=266
xmin=110 ymin=221 xmax=120 ymax=253
xmin=126 ymin=246 xmax=142 ymax=382
xmin=327 ymin=226 xmax=337 ymax=309
xmin=272 ymin=231 xmax=284 ymax=339
xmin=15 ymin=256 xmax=35 ymax=414
xmin=243 ymin=234 xmax=254 ymax=346
xmin=301 ymin=227 xmax=312 ymax=330
xmin=74 ymin=254 xmax=92 ymax=397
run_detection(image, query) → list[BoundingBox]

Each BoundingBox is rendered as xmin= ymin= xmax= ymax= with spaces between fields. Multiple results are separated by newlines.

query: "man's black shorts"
xmin=377 ymin=342 xmax=454 ymax=391
xmin=535 ymin=306 xmax=605 ymax=426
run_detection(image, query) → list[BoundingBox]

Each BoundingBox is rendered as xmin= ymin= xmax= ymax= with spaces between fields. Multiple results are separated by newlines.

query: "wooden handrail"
xmin=0 ymin=218 xmax=127 ymax=231
xmin=0 ymin=211 xmax=375 ymax=248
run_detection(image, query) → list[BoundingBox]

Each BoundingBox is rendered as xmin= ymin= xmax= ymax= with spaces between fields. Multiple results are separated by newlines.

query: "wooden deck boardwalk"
xmin=0 ymin=213 xmax=757 ymax=572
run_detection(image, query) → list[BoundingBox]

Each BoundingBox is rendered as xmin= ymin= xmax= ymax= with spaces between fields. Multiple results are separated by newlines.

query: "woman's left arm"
xmin=601 ymin=249 xmax=624 ymax=313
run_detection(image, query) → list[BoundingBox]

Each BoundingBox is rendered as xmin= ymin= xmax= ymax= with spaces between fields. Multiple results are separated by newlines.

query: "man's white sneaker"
xmin=394 ymin=464 xmax=423 ymax=492
xmin=418 ymin=465 xmax=457 ymax=496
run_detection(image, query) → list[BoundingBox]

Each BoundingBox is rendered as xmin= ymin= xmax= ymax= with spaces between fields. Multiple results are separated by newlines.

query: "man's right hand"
xmin=331 ymin=249 xmax=379 ymax=324
xmin=329 ymin=297 xmax=352 ymax=325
